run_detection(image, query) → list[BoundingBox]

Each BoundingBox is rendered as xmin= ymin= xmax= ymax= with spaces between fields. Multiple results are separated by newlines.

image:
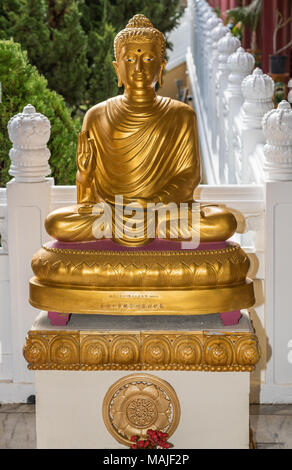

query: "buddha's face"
xmin=113 ymin=41 xmax=166 ymax=90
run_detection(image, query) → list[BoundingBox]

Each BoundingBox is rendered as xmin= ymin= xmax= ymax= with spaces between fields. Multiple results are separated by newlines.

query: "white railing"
xmin=0 ymin=0 xmax=292 ymax=402
xmin=186 ymin=0 xmax=292 ymax=402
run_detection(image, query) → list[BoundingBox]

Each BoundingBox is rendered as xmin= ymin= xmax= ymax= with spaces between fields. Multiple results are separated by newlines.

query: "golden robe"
xmin=82 ymin=95 xmax=200 ymax=204
xmin=45 ymin=96 xmax=236 ymax=245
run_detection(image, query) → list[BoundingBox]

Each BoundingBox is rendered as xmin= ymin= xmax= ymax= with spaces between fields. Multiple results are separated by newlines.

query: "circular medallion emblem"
xmin=126 ymin=396 xmax=158 ymax=428
xmin=102 ymin=374 xmax=180 ymax=446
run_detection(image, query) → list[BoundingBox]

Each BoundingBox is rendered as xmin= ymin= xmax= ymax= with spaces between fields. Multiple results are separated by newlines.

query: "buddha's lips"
xmin=47 ymin=239 xmax=230 ymax=252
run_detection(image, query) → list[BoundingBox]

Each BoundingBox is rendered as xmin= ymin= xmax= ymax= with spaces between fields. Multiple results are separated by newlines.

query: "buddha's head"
xmin=113 ymin=14 xmax=167 ymax=90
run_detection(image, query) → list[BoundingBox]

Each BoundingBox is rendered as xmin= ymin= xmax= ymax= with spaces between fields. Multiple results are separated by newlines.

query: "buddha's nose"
xmin=135 ymin=56 xmax=143 ymax=72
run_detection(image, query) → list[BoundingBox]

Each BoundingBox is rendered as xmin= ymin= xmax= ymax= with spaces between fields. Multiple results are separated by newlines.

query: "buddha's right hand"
xmin=76 ymin=130 xmax=96 ymax=184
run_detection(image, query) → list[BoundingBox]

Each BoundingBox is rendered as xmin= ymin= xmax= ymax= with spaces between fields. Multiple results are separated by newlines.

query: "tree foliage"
xmin=79 ymin=0 xmax=182 ymax=37
xmin=0 ymin=39 xmax=79 ymax=186
xmin=86 ymin=23 xmax=118 ymax=107
xmin=0 ymin=0 xmax=89 ymax=108
xmin=0 ymin=0 xmax=182 ymax=109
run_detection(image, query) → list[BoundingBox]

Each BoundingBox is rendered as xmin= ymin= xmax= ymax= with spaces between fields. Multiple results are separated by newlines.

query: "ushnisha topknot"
xmin=114 ymin=14 xmax=166 ymax=62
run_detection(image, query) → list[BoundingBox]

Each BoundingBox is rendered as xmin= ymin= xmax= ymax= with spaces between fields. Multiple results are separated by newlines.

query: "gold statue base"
xmin=23 ymin=309 xmax=260 ymax=449
xmin=23 ymin=309 xmax=260 ymax=371
xmin=29 ymin=241 xmax=255 ymax=315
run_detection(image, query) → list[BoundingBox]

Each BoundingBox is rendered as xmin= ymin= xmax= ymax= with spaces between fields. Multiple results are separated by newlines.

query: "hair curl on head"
xmin=114 ymin=14 xmax=166 ymax=62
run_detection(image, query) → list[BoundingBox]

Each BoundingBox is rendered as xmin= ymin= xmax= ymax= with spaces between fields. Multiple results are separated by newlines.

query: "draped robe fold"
xmin=45 ymin=96 xmax=237 ymax=245
xmin=83 ymin=95 xmax=200 ymax=205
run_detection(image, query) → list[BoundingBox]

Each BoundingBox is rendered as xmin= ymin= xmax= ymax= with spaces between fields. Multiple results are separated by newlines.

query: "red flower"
xmin=160 ymin=442 xmax=170 ymax=449
xmin=130 ymin=429 xmax=171 ymax=450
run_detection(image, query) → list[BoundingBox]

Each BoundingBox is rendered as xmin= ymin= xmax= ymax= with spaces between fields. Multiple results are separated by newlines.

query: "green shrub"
xmin=0 ymin=39 xmax=79 ymax=187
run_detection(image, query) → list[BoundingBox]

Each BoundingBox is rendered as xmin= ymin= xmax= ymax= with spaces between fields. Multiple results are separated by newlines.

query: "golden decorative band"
xmin=41 ymin=243 xmax=241 ymax=256
xmin=29 ymin=279 xmax=255 ymax=315
xmin=23 ymin=328 xmax=260 ymax=371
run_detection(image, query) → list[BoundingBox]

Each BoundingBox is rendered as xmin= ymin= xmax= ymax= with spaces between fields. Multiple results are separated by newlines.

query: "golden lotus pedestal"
xmin=29 ymin=240 xmax=255 ymax=323
xmin=23 ymin=310 xmax=260 ymax=449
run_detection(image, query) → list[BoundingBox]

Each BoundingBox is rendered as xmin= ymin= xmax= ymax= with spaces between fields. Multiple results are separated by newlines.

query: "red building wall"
xmin=207 ymin=0 xmax=292 ymax=73
xmin=208 ymin=0 xmax=237 ymax=11
xmin=260 ymin=0 xmax=292 ymax=73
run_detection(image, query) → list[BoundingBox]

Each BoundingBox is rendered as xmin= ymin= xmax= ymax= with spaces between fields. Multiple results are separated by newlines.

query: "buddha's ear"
xmin=158 ymin=60 xmax=167 ymax=87
xmin=113 ymin=61 xmax=123 ymax=88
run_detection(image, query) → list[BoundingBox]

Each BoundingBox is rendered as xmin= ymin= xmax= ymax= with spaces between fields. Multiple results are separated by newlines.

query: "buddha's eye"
xmin=144 ymin=57 xmax=153 ymax=62
xmin=125 ymin=57 xmax=135 ymax=63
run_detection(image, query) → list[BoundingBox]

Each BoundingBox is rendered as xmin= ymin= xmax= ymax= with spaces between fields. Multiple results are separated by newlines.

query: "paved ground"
xmin=0 ymin=403 xmax=292 ymax=449
xmin=250 ymin=404 xmax=292 ymax=449
xmin=0 ymin=404 xmax=36 ymax=449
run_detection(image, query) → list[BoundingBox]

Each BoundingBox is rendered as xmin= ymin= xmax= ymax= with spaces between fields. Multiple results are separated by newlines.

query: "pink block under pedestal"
xmin=48 ymin=312 xmax=71 ymax=326
xmin=220 ymin=311 xmax=241 ymax=326
xmin=48 ymin=311 xmax=242 ymax=326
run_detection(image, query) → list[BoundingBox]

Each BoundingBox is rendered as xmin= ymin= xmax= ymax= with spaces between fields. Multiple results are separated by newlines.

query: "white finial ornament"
xmin=218 ymin=31 xmax=241 ymax=57
xmin=242 ymin=68 xmax=274 ymax=101
xmin=241 ymin=68 xmax=274 ymax=127
xmin=8 ymin=104 xmax=51 ymax=182
xmin=263 ymin=100 xmax=292 ymax=181
xmin=226 ymin=47 xmax=255 ymax=95
xmin=206 ymin=14 xmax=221 ymax=30
xmin=228 ymin=47 xmax=255 ymax=76
xmin=211 ymin=22 xmax=229 ymax=42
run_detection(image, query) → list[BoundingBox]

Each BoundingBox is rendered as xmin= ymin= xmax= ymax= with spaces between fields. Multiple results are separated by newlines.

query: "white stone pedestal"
xmin=35 ymin=369 xmax=250 ymax=449
xmin=24 ymin=311 xmax=259 ymax=449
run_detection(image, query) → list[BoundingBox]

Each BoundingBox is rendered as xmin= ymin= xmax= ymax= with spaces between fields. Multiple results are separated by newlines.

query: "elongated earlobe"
xmin=158 ymin=61 xmax=166 ymax=87
xmin=112 ymin=61 xmax=123 ymax=87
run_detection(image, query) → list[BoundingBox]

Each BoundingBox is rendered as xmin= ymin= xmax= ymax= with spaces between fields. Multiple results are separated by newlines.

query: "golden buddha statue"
xmin=29 ymin=15 xmax=255 ymax=322
xmin=45 ymin=14 xmax=236 ymax=246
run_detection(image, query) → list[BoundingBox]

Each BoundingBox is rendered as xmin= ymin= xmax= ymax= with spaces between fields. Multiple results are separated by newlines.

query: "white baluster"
xmin=194 ymin=0 xmax=201 ymax=75
xmin=6 ymin=104 xmax=52 ymax=383
xmin=217 ymin=32 xmax=241 ymax=182
xmin=190 ymin=0 xmax=196 ymax=58
xmin=201 ymin=4 xmax=214 ymax=108
xmin=224 ymin=47 xmax=255 ymax=183
xmin=210 ymin=22 xmax=229 ymax=154
xmin=206 ymin=14 xmax=222 ymax=118
xmin=8 ymin=104 xmax=51 ymax=182
xmin=197 ymin=1 xmax=209 ymax=94
xmin=240 ymin=68 xmax=274 ymax=182
xmin=263 ymin=100 xmax=292 ymax=181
